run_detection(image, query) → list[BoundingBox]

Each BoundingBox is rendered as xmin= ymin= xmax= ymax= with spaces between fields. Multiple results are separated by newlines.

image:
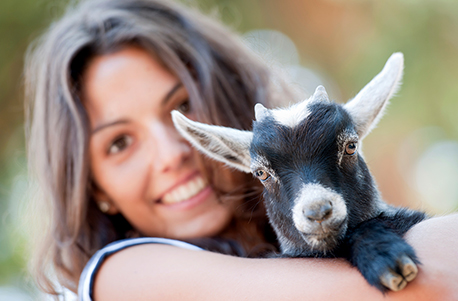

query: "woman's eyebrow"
xmin=92 ymin=83 xmax=183 ymax=135
xmin=162 ymin=82 xmax=183 ymax=106
xmin=92 ymin=120 xmax=129 ymax=134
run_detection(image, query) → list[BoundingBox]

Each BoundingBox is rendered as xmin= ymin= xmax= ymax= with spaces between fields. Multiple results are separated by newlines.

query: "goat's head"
xmin=172 ymin=53 xmax=404 ymax=256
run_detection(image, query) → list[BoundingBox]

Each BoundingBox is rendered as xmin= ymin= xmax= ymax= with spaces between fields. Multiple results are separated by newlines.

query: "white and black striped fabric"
xmin=78 ymin=237 xmax=203 ymax=301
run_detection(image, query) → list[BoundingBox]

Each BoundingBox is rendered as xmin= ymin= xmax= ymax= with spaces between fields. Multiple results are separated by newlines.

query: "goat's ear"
xmin=171 ymin=111 xmax=253 ymax=173
xmin=344 ymin=52 xmax=404 ymax=139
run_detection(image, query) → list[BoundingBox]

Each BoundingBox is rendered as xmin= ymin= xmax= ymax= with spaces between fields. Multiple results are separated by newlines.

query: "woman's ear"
xmin=93 ymin=187 xmax=120 ymax=215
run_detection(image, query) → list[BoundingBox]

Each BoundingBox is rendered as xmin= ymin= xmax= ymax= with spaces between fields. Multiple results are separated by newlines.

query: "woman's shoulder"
xmin=78 ymin=237 xmax=203 ymax=301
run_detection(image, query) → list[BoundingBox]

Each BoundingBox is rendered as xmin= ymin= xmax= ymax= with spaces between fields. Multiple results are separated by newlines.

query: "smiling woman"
xmin=25 ymin=0 xmax=280 ymax=296
xmin=24 ymin=0 xmax=458 ymax=300
xmin=83 ymin=47 xmax=239 ymax=239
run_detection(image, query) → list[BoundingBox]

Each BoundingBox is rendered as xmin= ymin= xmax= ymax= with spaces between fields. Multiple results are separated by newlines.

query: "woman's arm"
xmin=398 ymin=213 xmax=458 ymax=300
xmin=93 ymin=214 xmax=458 ymax=301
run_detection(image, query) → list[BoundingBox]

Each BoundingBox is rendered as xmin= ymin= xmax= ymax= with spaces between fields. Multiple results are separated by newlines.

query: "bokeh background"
xmin=1 ymin=0 xmax=457 ymax=299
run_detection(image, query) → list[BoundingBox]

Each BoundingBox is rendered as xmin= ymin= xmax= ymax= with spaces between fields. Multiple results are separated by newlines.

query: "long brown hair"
xmin=25 ymin=0 xmax=290 ymax=296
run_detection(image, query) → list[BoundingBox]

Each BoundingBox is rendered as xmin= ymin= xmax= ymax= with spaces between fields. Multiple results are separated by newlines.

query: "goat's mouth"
xmin=297 ymin=217 xmax=347 ymax=236
xmin=297 ymin=218 xmax=347 ymax=252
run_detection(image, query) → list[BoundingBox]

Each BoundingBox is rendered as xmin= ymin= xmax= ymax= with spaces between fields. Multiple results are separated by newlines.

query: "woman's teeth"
xmin=162 ymin=176 xmax=207 ymax=205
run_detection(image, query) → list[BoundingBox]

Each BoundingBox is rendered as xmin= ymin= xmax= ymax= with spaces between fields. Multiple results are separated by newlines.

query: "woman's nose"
xmin=148 ymin=121 xmax=192 ymax=173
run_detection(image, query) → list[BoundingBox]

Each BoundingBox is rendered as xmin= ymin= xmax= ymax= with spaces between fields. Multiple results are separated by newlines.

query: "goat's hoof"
xmin=379 ymin=255 xmax=418 ymax=291
xmin=380 ymin=270 xmax=407 ymax=291
xmin=398 ymin=255 xmax=418 ymax=282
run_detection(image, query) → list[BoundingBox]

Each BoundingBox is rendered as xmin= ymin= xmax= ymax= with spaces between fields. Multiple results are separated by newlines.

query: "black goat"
xmin=172 ymin=53 xmax=427 ymax=293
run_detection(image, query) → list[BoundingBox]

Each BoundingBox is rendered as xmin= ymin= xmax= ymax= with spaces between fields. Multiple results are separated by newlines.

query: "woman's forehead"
xmin=81 ymin=47 xmax=180 ymax=128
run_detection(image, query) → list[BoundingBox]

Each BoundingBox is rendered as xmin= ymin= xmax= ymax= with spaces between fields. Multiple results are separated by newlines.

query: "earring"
xmin=98 ymin=201 xmax=110 ymax=213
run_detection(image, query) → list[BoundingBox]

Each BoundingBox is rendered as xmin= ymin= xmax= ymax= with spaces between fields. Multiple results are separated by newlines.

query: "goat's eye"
xmin=255 ymin=169 xmax=270 ymax=181
xmin=345 ymin=142 xmax=357 ymax=155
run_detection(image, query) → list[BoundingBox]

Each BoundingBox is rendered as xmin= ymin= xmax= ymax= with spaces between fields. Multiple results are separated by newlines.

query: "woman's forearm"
xmin=93 ymin=214 xmax=458 ymax=301
xmin=395 ymin=213 xmax=458 ymax=300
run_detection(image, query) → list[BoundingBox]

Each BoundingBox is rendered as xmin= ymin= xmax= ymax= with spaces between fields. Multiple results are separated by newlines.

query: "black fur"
xmin=250 ymin=101 xmax=427 ymax=292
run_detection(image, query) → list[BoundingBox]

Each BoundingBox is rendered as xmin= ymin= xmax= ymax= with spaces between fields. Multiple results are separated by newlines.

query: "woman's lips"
xmin=161 ymin=175 xmax=208 ymax=205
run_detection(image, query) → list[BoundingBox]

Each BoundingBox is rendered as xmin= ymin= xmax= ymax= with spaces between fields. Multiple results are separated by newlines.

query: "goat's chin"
xmin=280 ymin=232 xmax=343 ymax=257
xmin=298 ymin=220 xmax=348 ymax=255
xmin=301 ymin=232 xmax=340 ymax=253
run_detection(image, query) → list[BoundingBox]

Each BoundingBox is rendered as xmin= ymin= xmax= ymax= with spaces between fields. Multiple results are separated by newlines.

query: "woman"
xmin=25 ymin=0 xmax=458 ymax=300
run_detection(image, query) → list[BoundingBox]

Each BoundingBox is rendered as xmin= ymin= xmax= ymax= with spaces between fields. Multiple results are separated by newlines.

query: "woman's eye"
xmin=345 ymin=142 xmax=358 ymax=156
xmin=255 ymin=169 xmax=270 ymax=181
xmin=177 ymin=99 xmax=190 ymax=114
xmin=108 ymin=135 xmax=133 ymax=154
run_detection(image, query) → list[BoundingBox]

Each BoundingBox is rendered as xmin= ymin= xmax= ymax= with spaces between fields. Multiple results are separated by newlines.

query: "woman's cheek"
xmin=117 ymin=156 xmax=149 ymax=198
xmin=98 ymin=147 xmax=151 ymax=208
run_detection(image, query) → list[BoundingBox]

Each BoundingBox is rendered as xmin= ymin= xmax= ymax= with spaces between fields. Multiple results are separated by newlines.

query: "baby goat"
xmin=172 ymin=53 xmax=427 ymax=293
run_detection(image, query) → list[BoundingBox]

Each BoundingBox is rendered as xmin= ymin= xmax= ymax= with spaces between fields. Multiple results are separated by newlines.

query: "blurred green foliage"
xmin=0 ymin=0 xmax=69 ymax=290
xmin=1 ymin=0 xmax=457 ymax=296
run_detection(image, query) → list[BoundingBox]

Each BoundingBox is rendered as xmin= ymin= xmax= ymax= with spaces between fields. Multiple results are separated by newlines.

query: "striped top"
xmin=77 ymin=237 xmax=203 ymax=301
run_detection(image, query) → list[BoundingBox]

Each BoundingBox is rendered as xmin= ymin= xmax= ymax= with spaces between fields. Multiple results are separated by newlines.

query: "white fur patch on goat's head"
xmin=344 ymin=53 xmax=404 ymax=140
xmin=171 ymin=111 xmax=252 ymax=173
xmin=255 ymin=85 xmax=330 ymax=128
xmin=269 ymin=101 xmax=311 ymax=128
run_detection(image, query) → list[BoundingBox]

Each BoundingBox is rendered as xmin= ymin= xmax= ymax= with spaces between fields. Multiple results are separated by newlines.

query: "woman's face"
xmin=83 ymin=46 xmax=238 ymax=239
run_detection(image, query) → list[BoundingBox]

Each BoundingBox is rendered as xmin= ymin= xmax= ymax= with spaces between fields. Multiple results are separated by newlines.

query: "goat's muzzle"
xmin=292 ymin=184 xmax=347 ymax=251
xmin=304 ymin=201 xmax=333 ymax=223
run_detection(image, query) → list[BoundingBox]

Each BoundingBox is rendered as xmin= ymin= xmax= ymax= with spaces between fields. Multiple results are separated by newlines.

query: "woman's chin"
xmin=166 ymin=203 xmax=235 ymax=240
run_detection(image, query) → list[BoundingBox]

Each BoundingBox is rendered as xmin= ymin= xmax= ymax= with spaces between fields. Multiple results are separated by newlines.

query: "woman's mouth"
xmin=161 ymin=175 xmax=208 ymax=205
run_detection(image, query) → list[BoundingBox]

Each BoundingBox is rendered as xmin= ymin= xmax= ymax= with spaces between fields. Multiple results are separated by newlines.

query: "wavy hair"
xmin=25 ymin=0 xmax=289 ymax=295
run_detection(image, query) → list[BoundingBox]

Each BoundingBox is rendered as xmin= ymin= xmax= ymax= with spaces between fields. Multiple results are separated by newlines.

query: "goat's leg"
xmin=377 ymin=207 xmax=427 ymax=236
xmin=345 ymin=219 xmax=420 ymax=293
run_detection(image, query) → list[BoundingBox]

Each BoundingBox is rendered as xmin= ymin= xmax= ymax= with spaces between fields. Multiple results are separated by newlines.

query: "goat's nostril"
xmin=321 ymin=201 xmax=333 ymax=218
xmin=304 ymin=201 xmax=333 ymax=222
